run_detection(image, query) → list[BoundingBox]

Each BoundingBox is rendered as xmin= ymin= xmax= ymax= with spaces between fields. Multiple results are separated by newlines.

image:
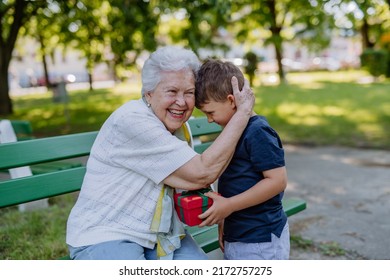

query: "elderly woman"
xmin=66 ymin=46 xmax=254 ymax=260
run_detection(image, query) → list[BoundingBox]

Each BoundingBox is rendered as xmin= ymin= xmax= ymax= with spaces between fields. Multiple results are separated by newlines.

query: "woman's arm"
xmin=163 ymin=77 xmax=254 ymax=190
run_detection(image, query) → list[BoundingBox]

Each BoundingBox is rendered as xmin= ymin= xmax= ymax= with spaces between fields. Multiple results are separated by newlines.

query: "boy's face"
xmin=199 ymin=95 xmax=236 ymax=127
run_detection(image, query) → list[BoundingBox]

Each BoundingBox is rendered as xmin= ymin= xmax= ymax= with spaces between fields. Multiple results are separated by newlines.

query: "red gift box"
xmin=174 ymin=189 xmax=216 ymax=226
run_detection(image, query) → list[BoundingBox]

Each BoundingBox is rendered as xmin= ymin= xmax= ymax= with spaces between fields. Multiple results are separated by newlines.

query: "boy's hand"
xmin=231 ymin=76 xmax=254 ymax=116
xmin=198 ymin=192 xmax=233 ymax=227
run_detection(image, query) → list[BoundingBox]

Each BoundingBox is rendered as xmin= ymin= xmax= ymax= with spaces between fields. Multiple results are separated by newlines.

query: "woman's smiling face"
xmin=145 ymin=69 xmax=196 ymax=133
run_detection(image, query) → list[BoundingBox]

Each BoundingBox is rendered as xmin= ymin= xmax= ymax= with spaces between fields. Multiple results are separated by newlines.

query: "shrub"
xmin=244 ymin=51 xmax=259 ymax=86
xmin=360 ymin=49 xmax=388 ymax=78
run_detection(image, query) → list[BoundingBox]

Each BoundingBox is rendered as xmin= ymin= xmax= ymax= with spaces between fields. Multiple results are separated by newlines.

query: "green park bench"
xmin=0 ymin=119 xmax=82 ymax=174
xmin=0 ymin=117 xmax=306 ymax=259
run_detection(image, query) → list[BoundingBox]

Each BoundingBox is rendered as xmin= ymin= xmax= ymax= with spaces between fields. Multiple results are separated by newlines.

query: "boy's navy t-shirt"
xmin=219 ymin=115 xmax=287 ymax=243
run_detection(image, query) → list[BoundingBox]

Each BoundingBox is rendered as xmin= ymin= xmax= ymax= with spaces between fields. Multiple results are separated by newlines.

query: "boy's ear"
xmin=227 ymin=94 xmax=236 ymax=108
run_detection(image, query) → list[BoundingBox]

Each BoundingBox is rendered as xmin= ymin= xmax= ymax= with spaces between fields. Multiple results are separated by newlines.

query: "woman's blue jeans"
xmin=68 ymin=232 xmax=208 ymax=260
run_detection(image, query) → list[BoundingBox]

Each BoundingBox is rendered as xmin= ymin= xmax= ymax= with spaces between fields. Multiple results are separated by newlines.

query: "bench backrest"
xmin=1 ymin=120 xmax=34 ymax=141
xmin=188 ymin=117 xmax=222 ymax=153
xmin=0 ymin=132 xmax=98 ymax=208
xmin=0 ymin=117 xmax=221 ymax=209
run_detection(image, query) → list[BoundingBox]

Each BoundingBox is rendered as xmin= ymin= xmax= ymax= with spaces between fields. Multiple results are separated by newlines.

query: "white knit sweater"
xmin=66 ymin=99 xmax=196 ymax=249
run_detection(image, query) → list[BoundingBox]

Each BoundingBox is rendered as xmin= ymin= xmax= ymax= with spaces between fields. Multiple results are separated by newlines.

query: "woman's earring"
xmin=147 ymin=103 xmax=151 ymax=107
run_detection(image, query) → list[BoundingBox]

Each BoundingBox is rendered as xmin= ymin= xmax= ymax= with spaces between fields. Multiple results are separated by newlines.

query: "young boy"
xmin=195 ymin=59 xmax=289 ymax=260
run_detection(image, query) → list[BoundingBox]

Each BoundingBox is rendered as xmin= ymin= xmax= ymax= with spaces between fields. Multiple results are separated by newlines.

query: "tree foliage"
xmin=155 ymin=0 xmax=231 ymax=57
xmin=1 ymin=0 xmax=389 ymax=116
xmin=325 ymin=0 xmax=390 ymax=49
xmin=107 ymin=0 xmax=158 ymax=77
xmin=228 ymin=0 xmax=331 ymax=83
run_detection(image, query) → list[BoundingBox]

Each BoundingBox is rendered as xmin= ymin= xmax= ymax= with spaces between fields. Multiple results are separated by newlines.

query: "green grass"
xmin=290 ymin=234 xmax=365 ymax=259
xmin=9 ymin=82 xmax=142 ymax=137
xmin=0 ymin=194 xmax=77 ymax=259
xmin=1 ymin=70 xmax=389 ymax=259
xmin=254 ymin=71 xmax=390 ymax=149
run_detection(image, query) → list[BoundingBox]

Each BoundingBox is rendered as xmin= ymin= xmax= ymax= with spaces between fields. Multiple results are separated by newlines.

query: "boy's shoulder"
xmin=247 ymin=115 xmax=270 ymax=129
xmin=246 ymin=115 xmax=281 ymax=140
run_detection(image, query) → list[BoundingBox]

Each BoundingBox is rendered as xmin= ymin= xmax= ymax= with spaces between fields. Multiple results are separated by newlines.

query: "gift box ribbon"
xmin=176 ymin=188 xmax=212 ymax=221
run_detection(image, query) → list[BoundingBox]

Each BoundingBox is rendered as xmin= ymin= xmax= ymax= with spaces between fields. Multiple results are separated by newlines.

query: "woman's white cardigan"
xmin=66 ymin=99 xmax=196 ymax=249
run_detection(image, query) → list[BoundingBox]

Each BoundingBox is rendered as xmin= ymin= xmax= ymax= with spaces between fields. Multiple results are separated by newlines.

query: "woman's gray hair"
xmin=141 ymin=46 xmax=200 ymax=101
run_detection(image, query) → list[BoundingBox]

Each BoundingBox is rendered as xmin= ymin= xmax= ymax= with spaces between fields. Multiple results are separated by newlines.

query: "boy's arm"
xmin=198 ymin=166 xmax=287 ymax=227
xmin=229 ymin=166 xmax=287 ymax=211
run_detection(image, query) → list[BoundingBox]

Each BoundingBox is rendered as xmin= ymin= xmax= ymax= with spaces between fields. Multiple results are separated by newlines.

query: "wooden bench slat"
xmin=193 ymin=142 xmax=212 ymax=154
xmin=188 ymin=225 xmax=219 ymax=253
xmin=283 ymin=197 xmax=307 ymax=216
xmin=30 ymin=161 xmax=83 ymax=175
xmin=0 ymin=167 xmax=85 ymax=208
xmin=0 ymin=120 xmax=86 ymax=174
xmin=188 ymin=118 xmax=221 ymax=154
xmin=188 ymin=118 xmax=222 ymax=137
xmin=0 ymin=131 xmax=97 ymax=170
xmin=8 ymin=120 xmax=34 ymax=140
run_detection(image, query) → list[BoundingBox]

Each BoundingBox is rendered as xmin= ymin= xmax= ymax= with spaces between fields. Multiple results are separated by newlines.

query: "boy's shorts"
xmin=224 ymin=222 xmax=290 ymax=260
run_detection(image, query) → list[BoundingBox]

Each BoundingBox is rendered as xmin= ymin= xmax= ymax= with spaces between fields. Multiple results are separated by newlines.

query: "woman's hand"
xmin=231 ymin=76 xmax=255 ymax=116
xmin=198 ymin=192 xmax=234 ymax=227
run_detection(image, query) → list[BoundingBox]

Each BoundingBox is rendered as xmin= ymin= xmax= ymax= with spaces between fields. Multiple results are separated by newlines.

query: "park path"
xmin=285 ymin=145 xmax=390 ymax=260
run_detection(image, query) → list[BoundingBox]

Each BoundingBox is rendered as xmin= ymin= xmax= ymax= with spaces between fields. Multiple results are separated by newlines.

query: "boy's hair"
xmin=195 ymin=59 xmax=245 ymax=108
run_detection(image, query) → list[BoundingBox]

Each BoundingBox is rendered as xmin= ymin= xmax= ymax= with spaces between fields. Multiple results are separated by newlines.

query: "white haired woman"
xmin=66 ymin=46 xmax=254 ymax=260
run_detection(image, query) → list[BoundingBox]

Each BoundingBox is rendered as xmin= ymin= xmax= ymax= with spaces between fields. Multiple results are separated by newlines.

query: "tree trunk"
xmin=361 ymin=18 xmax=375 ymax=50
xmin=0 ymin=66 xmax=13 ymax=116
xmin=86 ymin=57 xmax=94 ymax=91
xmin=274 ymin=43 xmax=286 ymax=84
xmin=39 ymin=34 xmax=52 ymax=89
xmin=249 ymin=74 xmax=254 ymax=87
xmin=0 ymin=0 xmax=29 ymax=116
xmin=267 ymin=0 xmax=286 ymax=84
xmin=88 ymin=71 xmax=94 ymax=91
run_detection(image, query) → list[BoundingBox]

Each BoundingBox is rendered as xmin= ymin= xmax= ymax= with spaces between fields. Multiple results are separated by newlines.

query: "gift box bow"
xmin=176 ymin=188 xmax=213 ymax=212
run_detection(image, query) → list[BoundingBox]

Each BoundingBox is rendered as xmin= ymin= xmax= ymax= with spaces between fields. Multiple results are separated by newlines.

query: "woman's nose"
xmin=176 ymin=94 xmax=186 ymax=106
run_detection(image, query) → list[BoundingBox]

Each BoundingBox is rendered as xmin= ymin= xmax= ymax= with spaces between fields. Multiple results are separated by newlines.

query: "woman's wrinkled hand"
xmin=231 ymin=76 xmax=255 ymax=116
